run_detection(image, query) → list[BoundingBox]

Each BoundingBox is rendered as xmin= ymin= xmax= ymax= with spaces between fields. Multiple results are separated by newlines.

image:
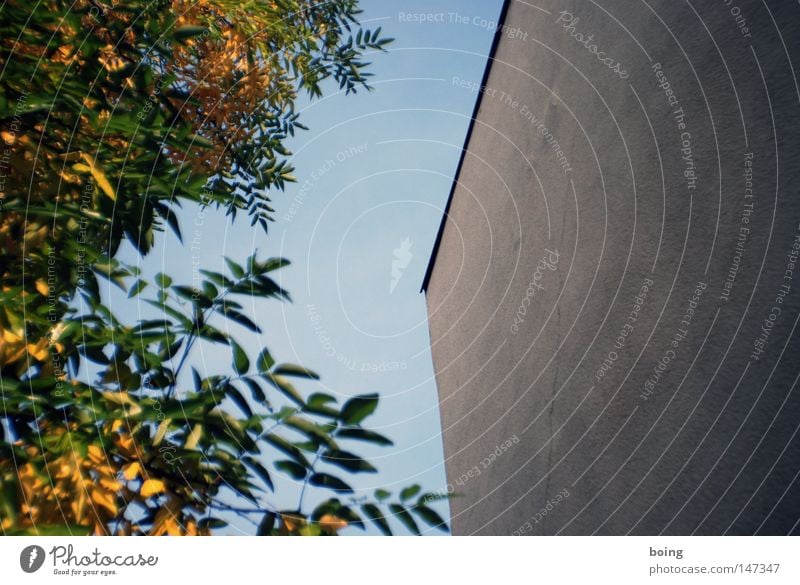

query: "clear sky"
xmin=117 ymin=0 xmax=504 ymax=534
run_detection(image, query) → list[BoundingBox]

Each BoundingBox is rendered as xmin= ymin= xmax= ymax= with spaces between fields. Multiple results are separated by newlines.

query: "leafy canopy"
xmin=0 ymin=0 xmax=447 ymax=535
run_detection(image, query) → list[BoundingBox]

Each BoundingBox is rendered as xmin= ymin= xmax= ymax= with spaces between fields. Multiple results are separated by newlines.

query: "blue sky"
xmin=117 ymin=0 xmax=504 ymax=533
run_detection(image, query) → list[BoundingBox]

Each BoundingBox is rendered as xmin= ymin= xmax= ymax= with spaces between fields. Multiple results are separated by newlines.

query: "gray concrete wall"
xmin=425 ymin=0 xmax=800 ymax=535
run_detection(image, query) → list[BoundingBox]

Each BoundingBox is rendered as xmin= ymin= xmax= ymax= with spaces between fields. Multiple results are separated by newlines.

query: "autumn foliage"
xmin=0 ymin=0 xmax=447 ymax=536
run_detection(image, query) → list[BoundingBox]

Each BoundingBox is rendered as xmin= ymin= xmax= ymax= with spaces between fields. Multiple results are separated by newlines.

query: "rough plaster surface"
xmin=425 ymin=0 xmax=800 ymax=535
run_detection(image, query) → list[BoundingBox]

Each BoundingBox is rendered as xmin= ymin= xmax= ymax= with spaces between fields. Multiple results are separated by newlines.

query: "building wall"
xmin=425 ymin=0 xmax=800 ymax=534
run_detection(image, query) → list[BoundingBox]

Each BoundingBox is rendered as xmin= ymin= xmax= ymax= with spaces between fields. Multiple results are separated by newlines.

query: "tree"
xmin=0 ymin=0 xmax=447 ymax=535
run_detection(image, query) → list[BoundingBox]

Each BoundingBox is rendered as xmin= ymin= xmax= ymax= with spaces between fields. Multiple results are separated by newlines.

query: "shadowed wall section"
xmin=424 ymin=0 xmax=800 ymax=535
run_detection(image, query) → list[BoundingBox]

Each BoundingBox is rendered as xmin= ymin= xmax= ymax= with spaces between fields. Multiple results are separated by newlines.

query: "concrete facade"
xmin=424 ymin=0 xmax=800 ymax=535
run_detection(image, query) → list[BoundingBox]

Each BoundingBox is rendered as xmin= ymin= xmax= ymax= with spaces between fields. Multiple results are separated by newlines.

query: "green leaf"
xmin=264 ymin=433 xmax=310 ymax=467
xmin=284 ymin=415 xmax=334 ymax=446
xmin=298 ymin=523 xmax=323 ymax=536
xmin=232 ymin=341 xmax=249 ymax=375
xmin=197 ymin=324 xmax=228 ymax=344
xmin=225 ymin=257 xmax=245 ymax=279
xmin=242 ymin=377 xmax=267 ymax=404
xmin=199 ymin=270 xmax=234 ymax=288
xmin=188 ymin=134 xmax=214 ymax=148
xmin=256 ymin=257 xmax=290 ymax=273
xmin=256 ymin=347 xmax=275 ymax=373
xmin=361 ymin=504 xmax=391 ymax=536
xmin=225 ymin=383 xmax=253 ymax=418
xmin=155 ymin=272 xmax=172 ymax=288
xmin=275 ymin=459 xmax=307 ymax=480
xmin=243 ymin=456 xmax=274 ymax=491
xmin=309 ymin=473 xmax=353 ymax=493
xmin=197 ymin=323 xmax=230 ymax=345
xmin=307 ymin=393 xmax=337 ymax=409
xmin=389 ymin=504 xmax=420 ymax=535
xmin=127 ymin=279 xmax=148 ymax=298
xmin=336 ymin=428 xmax=393 ymax=446
xmin=264 ymin=374 xmax=304 ymax=407
xmin=340 ymin=393 xmax=379 ymax=425
xmin=173 ymin=285 xmax=205 ymax=305
xmin=6 ymin=524 xmax=93 ymax=536
xmin=272 ymin=364 xmax=320 ymax=380
xmin=304 ymin=393 xmax=339 ymax=418
xmin=174 ymin=25 xmax=208 ymax=40
xmin=143 ymin=299 xmax=193 ymax=330
xmin=201 ymin=280 xmax=218 ymax=300
xmin=400 ymin=484 xmax=421 ymax=502
xmin=374 ymin=489 xmax=391 ymax=501
xmin=161 ymin=204 xmax=183 ymax=242
xmin=0 ymin=480 xmax=17 ymax=525
xmin=417 ymin=492 xmax=453 ymax=504
xmin=412 ymin=505 xmax=448 ymax=532
xmin=321 ymin=449 xmax=376 ymax=473
xmin=223 ymin=307 xmax=262 ymax=333
xmin=257 ymin=512 xmax=276 ymax=535
xmin=192 ymin=368 xmax=202 ymax=392
xmin=198 ymin=518 xmax=227 ymax=530
xmin=78 ymin=345 xmax=109 ymax=365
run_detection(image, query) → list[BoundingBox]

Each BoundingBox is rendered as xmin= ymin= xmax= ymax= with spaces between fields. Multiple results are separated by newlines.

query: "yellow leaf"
xmin=149 ymin=496 xmax=182 ymax=536
xmin=87 ymin=445 xmax=105 ymax=464
xmin=166 ymin=518 xmax=183 ymax=536
xmin=91 ymin=488 xmax=118 ymax=515
xmin=2 ymin=328 xmax=22 ymax=343
xmin=122 ymin=461 xmax=141 ymax=481
xmin=79 ymin=154 xmax=116 ymax=201
xmin=99 ymin=476 xmax=122 ymax=492
xmin=140 ymin=478 xmax=166 ymax=497
xmin=319 ymin=513 xmax=347 ymax=533
xmin=281 ymin=513 xmax=305 ymax=532
xmin=153 ymin=418 xmax=171 ymax=446
xmin=184 ymin=423 xmax=202 ymax=450
xmin=35 ymin=279 xmax=49 ymax=296
xmin=102 ymin=391 xmax=142 ymax=416
xmin=26 ymin=340 xmax=50 ymax=361
xmin=115 ymin=433 xmax=135 ymax=454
